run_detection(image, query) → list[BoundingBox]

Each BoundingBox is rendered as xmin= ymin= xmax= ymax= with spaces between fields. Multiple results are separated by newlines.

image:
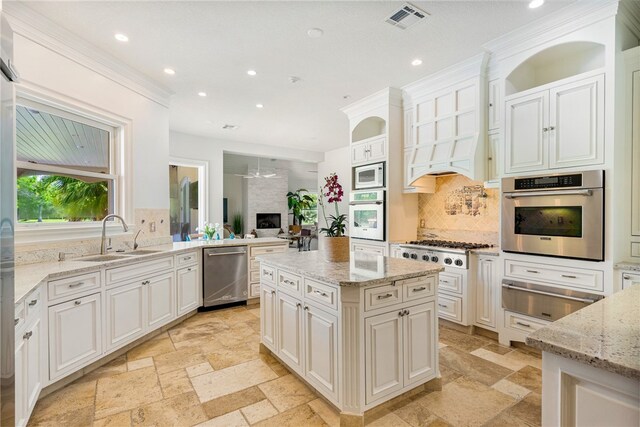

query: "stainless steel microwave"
xmin=354 ymin=162 xmax=384 ymax=190
xmin=501 ymin=170 xmax=604 ymax=261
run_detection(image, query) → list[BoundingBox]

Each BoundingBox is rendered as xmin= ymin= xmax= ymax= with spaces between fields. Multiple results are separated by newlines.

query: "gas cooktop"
xmin=405 ymin=240 xmax=493 ymax=251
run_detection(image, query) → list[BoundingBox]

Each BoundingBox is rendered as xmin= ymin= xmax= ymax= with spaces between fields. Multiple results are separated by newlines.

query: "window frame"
xmin=300 ymin=192 xmax=319 ymax=226
xmin=15 ymin=88 xmax=133 ymax=244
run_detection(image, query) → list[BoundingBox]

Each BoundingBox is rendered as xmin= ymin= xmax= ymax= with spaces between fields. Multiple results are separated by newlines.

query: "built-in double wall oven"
xmin=501 ymin=170 xmax=604 ymax=261
xmin=349 ymin=190 xmax=385 ymax=241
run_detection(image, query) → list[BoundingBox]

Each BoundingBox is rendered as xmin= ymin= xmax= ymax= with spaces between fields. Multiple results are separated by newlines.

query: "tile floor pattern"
xmin=28 ymin=306 xmax=542 ymax=427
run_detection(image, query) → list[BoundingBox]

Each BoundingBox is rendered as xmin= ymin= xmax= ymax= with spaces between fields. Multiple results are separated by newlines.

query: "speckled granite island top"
xmin=526 ymin=285 xmax=640 ymax=379
xmin=256 ymin=251 xmax=443 ymax=287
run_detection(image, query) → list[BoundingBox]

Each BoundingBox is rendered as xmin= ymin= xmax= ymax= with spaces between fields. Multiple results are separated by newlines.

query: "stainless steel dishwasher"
xmin=203 ymin=246 xmax=248 ymax=308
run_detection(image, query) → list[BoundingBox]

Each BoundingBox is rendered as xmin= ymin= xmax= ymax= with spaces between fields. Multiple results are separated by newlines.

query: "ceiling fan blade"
xmin=262 ymin=173 xmax=277 ymax=178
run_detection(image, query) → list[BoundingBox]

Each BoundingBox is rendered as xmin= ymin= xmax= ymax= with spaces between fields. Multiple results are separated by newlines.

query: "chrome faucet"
xmin=133 ymin=229 xmax=142 ymax=250
xmin=101 ymin=214 xmax=129 ymax=255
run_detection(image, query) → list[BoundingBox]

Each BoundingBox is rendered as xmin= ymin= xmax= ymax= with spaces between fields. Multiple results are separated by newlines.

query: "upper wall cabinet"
xmin=488 ymin=79 xmax=501 ymax=131
xmin=504 ymin=42 xmax=606 ymax=174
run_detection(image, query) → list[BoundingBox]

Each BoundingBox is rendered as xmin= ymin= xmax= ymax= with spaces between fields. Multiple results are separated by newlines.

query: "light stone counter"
xmin=470 ymin=246 xmax=500 ymax=256
xmin=14 ymin=237 xmax=284 ymax=304
xmin=526 ymin=285 xmax=640 ymax=379
xmin=256 ymin=250 xmax=443 ymax=287
xmin=615 ymin=261 xmax=640 ymax=272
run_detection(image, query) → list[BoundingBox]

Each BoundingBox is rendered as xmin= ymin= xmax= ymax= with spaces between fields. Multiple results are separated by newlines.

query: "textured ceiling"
xmin=15 ymin=1 xmax=572 ymax=152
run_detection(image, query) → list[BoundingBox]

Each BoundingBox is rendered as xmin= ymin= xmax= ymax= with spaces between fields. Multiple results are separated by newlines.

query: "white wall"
xmin=12 ymin=33 xmax=170 ymax=216
xmin=223 ymin=174 xmax=243 ymax=223
xmin=317 ymin=146 xmax=351 ymax=250
xmin=169 ymin=131 xmax=325 ymax=225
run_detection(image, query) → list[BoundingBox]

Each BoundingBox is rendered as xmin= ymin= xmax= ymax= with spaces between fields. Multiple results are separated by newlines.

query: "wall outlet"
xmin=420 ymin=219 xmax=425 ymax=228
xmin=149 ymin=221 xmax=156 ymax=232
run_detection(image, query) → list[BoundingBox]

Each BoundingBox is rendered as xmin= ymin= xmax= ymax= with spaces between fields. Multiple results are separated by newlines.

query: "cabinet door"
xmin=488 ymin=79 xmax=501 ymax=130
xmin=475 ymin=257 xmax=497 ymax=329
xmin=25 ymin=317 xmax=42 ymax=413
xmin=365 ymin=310 xmax=403 ymax=404
xmin=147 ymin=272 xmax=175 ymax=329
xmin=403 ymin=303 xmax=436 ymax=386
xmin=622 ymin=272 xmax=640 ymax=290
xmin=14 ymin=332 xmax=26 ymax=427
xmin=277 ymin=292 xmax=303 ymax=374
xmin=260 ymin=284 xmax=277 ymax=351
xmin=49 ymin=293 xmax=102 ymax=380
xmin=486 ymin=131 xmax=500 ymax=182
xmin=351 ymin=142 xmax=369 ymax=165
xmin=505 ymin=91 xmax=548 ymax=173
xmin=105 ymin=282 xmax=145 ymax=350
xmin=633 ymin=70 xmax=640 ymax=237
xmin=549 ymin=74 xmax=604 ymax=169
xmin=368 ymin=137 xmax=387 ymax=162
xmin=304 ymin=304 xmax=338 ymax=400
xmin=177 ymin=266 xmax=200 ymax=316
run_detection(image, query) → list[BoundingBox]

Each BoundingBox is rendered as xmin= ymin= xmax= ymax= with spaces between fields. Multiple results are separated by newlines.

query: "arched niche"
xmin=505 ymin=41 xmax=605 ymax=96
xmin=351 ymin=116 xmax=386 ymax=143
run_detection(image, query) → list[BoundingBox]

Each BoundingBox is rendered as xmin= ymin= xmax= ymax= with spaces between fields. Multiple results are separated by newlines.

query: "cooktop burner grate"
xmin=407 ymin=239 xmax=493 ymax=250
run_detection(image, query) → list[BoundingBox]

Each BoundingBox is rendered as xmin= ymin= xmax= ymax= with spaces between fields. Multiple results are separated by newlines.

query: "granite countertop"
xmin=256 ymin=251 xmax=443 ymax=287
xmin=526 ymin=285 xmax=640 ymax=379
xmin=470 ymin=246 xmax=501 ymax=257
xmin=14 ymin=237 xmax=285 ymax=304
xmin=615 ymin=261 xmax=640 ymax=272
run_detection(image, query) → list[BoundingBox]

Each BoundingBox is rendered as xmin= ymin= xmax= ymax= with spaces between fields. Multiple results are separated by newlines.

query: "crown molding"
xmin=340 ymin=87 xmax=402 ymax=119
xmin=483 ymin=0 xmax=621 ymax=62
xmin=4 ymin=3 xmax=173 ymax=108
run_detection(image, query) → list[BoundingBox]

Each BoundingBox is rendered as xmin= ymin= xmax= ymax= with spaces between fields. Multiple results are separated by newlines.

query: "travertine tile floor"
xmin=28 ymin=306 xmax=542 ymax=427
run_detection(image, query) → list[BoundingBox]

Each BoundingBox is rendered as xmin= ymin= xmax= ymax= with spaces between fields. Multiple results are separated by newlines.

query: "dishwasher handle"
xmin=207 ymin=251 xmax=246 ymax=257
xmin=501 ymin=283 xmax=597 ymax=304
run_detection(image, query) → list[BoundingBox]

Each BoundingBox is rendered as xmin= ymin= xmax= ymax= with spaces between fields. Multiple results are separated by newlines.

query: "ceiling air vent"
xmin=385 ymin=3 xmax=429 ymax=30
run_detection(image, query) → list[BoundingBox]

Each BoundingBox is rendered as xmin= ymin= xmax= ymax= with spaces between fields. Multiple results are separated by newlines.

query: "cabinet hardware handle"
xmin=304 ymin=306 xmax=309 ymax=311
xmin=14 ymin=318 xmax=19 ymax=326
xmin=526 ymin=270 xmax=539 ymax=274
xmin=404 ymin=309 xmax=410 ymax=315
xmin=187 ymin=268 xmax=192 ymax=272
xmin=516 ymin=321 xmax=531 ymax=328
xmin=271 ymin=290 xmax=276 ymax=295
xmin=489 ymin=103 xmax=493 ymax=107
xmin=68 ymin=281 xmax=85 ymax=288
xmin=377 ymin=293 xmax=393 ymax=300
xmin=412 ymin=287 xmax=427 ymax=292
xmin=296 ymin=303 xmax=302 ymax=308
xmin=440 ymin=280 xmax=449 ymax=283
xmin=283 ymin=279 xmax=296 ymax=286
xmin=623 ymin=275 xmax=631 ymax=280
xmin=28 ymin=299 xmax=38 ymax=306
xmin=549 ymin=126 xmax=555 ymax=130
xmin=398 ymin=311 xmax=404 ymax=317
xmin=266 ymin=249 xmax=273 ymax=252
xmin=208 ymin=251 xmax=245 ymax=256
xmin=543 ymin=127 xmax=548 ymax=132
xmin=314 ymin=290 xmax=328 ymax=297
xmin=438 ymin=304 xmax=447 ymax=308
xmin=183 ymin=256 xmax=192 ymax=260
xmin=74 ymin=300 xmax=81 ymax=306
xmin=561 ymin=274 xmax=577 ymax=279
xmin=23 ymin=331 xmax=32 ymax=340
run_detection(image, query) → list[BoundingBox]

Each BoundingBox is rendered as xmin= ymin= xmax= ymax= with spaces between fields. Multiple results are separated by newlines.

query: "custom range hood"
xmin=402 ymin=53 xmax=489 ymax=187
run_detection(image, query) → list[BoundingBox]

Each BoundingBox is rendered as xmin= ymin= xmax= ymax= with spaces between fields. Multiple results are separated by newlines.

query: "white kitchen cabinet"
xmin=622 ymin=272 xmax=640 ymax=290
xmin=351 ymin=136 xmax=386 ymax=165
xmin=14 ymin=330 xmax=26 ymax=427
xmin=365 ymin=310 xmax=403 ymax=403
xmin=632 ymin=69 xmax=640 ymax=237
xmin=304 ymin=304 xmax=339 ymax=400
xmin=390 ymin=244 xmax=403 ymax=259
xmin=260 ymin=283 xmax=277 ymax=352
xmin=25 ymin=316 xmax=42 ymax=414
xmin=488 ymin=79 xmax=501 ymax=130
xmin=505 ymin=74 xmax=604 ymax=174
xmin=177 ymin=265 xmax=200 ymax=316
xmin=352 ymin=240 xmax=386 ymax=256
xmin=486 ymin=131 xmax=500 ymax=183
xmin=475 ymin=256 xmax=497 ymax=330
xmin=49 ymin=293 xmax=102 ymax=380
xmin=105 ymin=281 xmax=145 ymax=350
xmin=147 ymin=272 xmax=175 ymax=329
xmin=276 ymin=291 xmax=304 ymax=374
xmin=403 ymin=302 xmax=436 ymax=386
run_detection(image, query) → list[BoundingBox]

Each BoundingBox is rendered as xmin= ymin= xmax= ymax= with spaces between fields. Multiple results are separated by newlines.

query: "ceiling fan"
xmin=235 ymin=158 xmax=279 ymax=179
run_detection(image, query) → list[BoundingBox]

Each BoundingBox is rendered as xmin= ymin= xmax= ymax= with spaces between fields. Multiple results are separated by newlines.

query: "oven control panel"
xmin=514 ymin=173 xmax=582 ymax=190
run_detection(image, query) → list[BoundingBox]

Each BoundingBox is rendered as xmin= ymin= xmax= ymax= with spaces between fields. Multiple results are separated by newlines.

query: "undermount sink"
xmin=78 ymin=254 xmax=129 ymax=262
xmin=122 ymin=250 xmax=163 ymax=256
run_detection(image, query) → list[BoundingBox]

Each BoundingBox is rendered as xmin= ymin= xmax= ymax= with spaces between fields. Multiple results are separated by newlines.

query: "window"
xmin=16 ymin=100 xmax=118 ymax=224
xmin=301 ymin=193 xmax=318 ymax=226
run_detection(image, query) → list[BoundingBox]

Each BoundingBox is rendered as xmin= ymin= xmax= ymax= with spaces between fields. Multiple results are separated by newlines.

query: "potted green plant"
xmin=319 ymin=173 xmax=348 ymax=262
xmin=286 ymin=189 xmax=314 ymax=233
xmin=232 ymin=212 xmax=244 ymax=235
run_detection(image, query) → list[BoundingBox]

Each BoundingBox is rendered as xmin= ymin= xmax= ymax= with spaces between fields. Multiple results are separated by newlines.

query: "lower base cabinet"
xmin=177 ymin=265 xmax=200 ymax=315
xmin=277 ymin=292 xmax=304 ymax=373
xmin=304 ymin=304 xmax=338 ymax=400
xmin=260 ymin=283 xmax=277 ymax=351
xmin=48 ymin=293 xmax=102 ymax=381
xmin=147 ymin=272 xmax=175 ymax=329
xmin=15 ymin=315 xmax=42 ymax=427
xmin=475 ymin=256 xmax=498 ymax=330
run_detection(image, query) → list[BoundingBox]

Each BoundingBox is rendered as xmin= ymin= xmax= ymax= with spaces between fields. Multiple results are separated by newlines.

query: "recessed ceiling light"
xmin=289 ymin=76 xmax=301 ymax=84
xmin=256 ymin=104 xmax=264 ymax=109
xmin=529 ymin=0 xmax=544 ymax=8
xmin=114 ymin=33 xmax=129 ymax=42
xmin=198 ymin=92 xmax=207 ymax=97
xmin=247 ymin=70 xmax=257 ymax=76
xmin=307 ymin=28 xmax=324 ymax=38
xmin=164 ymin=68 xmax=176 ymax=75
xmin=412 ymin=58 xmax=423 ymax=66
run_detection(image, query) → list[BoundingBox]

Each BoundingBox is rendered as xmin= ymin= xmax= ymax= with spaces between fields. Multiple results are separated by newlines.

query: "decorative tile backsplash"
xmin=418 ymin=175 xmax=499 ymax=235
xmin=15 ymin=208 xmax=171 ymax=265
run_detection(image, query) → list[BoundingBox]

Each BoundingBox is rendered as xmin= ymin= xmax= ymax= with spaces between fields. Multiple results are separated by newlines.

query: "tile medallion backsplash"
xmin=418 ymin=175 xmax=499 ymax=235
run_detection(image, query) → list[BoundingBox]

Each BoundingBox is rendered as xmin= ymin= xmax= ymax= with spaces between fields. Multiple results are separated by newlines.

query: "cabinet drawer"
xmin=438 ymin=272 xmax=463 ymax=295
xmin=504 ymin=259 xmax=603 ymax=292
xmin=250 ymin=258 xmax=260 ymax=270
xmin=402 ymin=276 xmax=436 ymax=302
xmin=48 ymin=272 xmax=101 ymax=303
xmin=437 ymin=294 xmax=462 ymax=323
xmin=250 ymin=244 xmax=286 ymax=257
xmin=25 ymin=288 xmax=42 ymax=319
xmin=15 ymin=301 xmax=25 ymax=331
xmin=250 ymin=270 xmax=260 ymax=283
xmin=304 ymin=279 xmax=338 ymax=311
xmin=261 ymin=264 xmax=276 ymax=285
xmin=365 ymin=283 xmax=401 ymax=311
xmin=106 ymin=256 xmax=174 ymax=285
xmin=504 ymin=311 xmax=548 ymax=334
xmin=277 ymin=270 xmax=302 ymax=296
xmin=352 ymin=242 xmax=385 ymax=256
xmin=176 ymin=251 xmax=198 ymax=267
xmin=250 ymin=283 xmax=260 ymax=298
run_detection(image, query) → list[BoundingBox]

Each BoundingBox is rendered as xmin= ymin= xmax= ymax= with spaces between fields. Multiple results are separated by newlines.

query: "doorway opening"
xmin=169 ymin=158 xmax=208 ymax=242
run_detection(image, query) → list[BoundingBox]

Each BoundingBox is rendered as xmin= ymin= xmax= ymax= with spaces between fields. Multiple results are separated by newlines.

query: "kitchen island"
xmin=527 ymin=285 xmax=640 ymax=427
xmin=256 ymin=251 xmax=443 ymax=424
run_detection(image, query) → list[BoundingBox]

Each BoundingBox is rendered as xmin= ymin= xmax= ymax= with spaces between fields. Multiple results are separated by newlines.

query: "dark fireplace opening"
xmin=256 ymin=213 xmax=281 ymax=229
